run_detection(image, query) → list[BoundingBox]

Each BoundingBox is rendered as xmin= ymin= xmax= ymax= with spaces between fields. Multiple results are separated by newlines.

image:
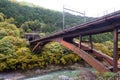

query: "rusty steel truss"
xmin=30 ymin=10 xmax=120 ymax=73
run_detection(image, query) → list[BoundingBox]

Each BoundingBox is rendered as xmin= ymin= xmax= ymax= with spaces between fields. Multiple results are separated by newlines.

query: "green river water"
xmin=24 ymin=68 xmax=95 ymax=80
xmin=24 ymin=70 xmax=79 ymax=80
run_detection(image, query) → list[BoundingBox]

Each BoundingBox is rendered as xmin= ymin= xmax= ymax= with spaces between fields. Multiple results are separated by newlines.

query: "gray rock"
xmin=69 ymin=78 xmax=74 ymax=80
xmin=58 ymin=75 xmax=69 ymax=80
xmin=58 ymin=75 xmax=74 ymax=80
xmin=35 ymin=69 xmax=41 ymax=74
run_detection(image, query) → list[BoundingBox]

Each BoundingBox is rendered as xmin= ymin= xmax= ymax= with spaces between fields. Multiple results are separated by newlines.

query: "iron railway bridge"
xmin=29 ymin=10 xmax=120 ymax=73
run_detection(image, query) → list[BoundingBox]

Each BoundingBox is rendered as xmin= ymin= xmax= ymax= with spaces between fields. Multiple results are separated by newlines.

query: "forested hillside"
xmin=0 ymin=0 xmax=93 ymax=34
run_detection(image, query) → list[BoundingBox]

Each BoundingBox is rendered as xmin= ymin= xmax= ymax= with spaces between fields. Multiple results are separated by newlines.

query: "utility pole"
xmin=63 ymin=5 xmax=65 ymax=30
xmin=62 ymin=6 xmax=86 ymax=30
xmin=83 ymin=11 xmax=86 ymax=23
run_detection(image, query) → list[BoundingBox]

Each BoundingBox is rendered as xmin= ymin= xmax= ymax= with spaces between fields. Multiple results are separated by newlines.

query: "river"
xmin=24 ymin=68 xmax=95 ymax=80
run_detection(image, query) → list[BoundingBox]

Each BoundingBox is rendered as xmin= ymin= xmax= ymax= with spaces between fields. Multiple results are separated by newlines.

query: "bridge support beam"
xmin=79 ymin=35 xmax=82 ymax=49
xmin=113 ymin=28 xmax=118 ymax=72
xmin=79 ymin=35 xmax=93 ymax=52
xmin=89 ymin=35 xmax=93 ymax=50
xmin=73 ymin=42 xmax=114 ymax=65
xmin=54 ymin=38 xmax=109 ymax=73
xmin=32 ymin=42 xmax=41 ymax=52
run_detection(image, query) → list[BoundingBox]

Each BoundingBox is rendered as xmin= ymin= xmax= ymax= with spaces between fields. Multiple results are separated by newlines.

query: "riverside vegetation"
xmin=0 ymin=22 xmax=81 ymax=71
xmin=0 ymin=16 xmax=81 ymax=71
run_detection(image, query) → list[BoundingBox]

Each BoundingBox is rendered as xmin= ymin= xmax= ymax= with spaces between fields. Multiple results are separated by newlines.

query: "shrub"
xmin=41 ymin=42 xmax=81 ymax=65
xmin=94 ymin=42 xmax=112 ymax=57
xmin=16 ymin=47 xmax=31 ymax=55
xmin=0 ymin=39 xmax=15 ymax=55
xmin=0 ymin=22 xmax=20 ymax=37
xmin=0 ymin=28 xmax=7 ymax=39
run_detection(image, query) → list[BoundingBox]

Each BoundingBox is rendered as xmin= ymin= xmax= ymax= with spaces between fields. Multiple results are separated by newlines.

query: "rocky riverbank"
xmin=0 ymin=63 xmax=96 ymax=80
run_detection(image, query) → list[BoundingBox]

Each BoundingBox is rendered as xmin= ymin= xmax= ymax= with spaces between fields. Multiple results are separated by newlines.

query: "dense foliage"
xmin=94 ymin=41 xmax=113 ymax=57
xmin=0 ymin=0 xmax=93 ymax=34
xmin=0 ymin=14 xmax=81 ymax=71
xmin=21 ymin=20 xmax=41 ymax=33
xmin=0 ymin=40 xmax=81 ymax=71
xmin=41 ymin=42 xmax=81 ymax=65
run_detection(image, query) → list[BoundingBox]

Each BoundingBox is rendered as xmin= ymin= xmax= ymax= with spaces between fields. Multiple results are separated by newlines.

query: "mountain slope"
xmin=0 ymin=0 xmax=93 ymax=29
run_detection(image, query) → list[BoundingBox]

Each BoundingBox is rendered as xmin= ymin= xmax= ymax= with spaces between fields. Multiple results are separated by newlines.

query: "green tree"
xmin=0 ymin=13 xmax=5 ymax=22
xmin=21 ymin=20 xmax=41 ymax=32
xmin=5 ymin=17 xmax=15 ymax=24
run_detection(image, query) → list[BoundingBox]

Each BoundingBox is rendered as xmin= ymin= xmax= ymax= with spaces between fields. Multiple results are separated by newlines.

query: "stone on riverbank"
xmin=58 ymin=75 xmax=74 ymax=80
